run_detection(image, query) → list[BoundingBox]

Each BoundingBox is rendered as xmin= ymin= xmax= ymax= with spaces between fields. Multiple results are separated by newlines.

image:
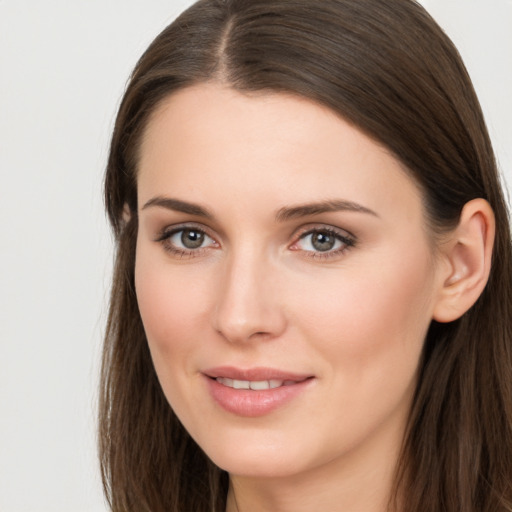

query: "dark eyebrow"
xmin=141 ymin=196 xmax=213 ymax=218
xmin=275 ymin=199 xmax=378 ymax=222
xmin=141 ymin=196 xmax=377 ymax=222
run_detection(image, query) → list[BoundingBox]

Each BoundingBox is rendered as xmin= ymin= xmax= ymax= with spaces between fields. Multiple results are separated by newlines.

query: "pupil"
xmin=181 ymin=229 xmax=204 ymax=249
xmin=312 ymin=232 xmax=335 ymax=251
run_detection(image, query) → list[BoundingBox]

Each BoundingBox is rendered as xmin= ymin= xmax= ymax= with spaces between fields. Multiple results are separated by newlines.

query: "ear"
xmin=433 ymin=198 xmax=495 ymax=323
xmin=122 ymin=203 xmax=132 ymax=224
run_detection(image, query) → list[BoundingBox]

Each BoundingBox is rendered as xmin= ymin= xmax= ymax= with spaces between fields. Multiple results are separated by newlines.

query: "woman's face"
xmin=135 ymin=83 xmax=445 ymax=480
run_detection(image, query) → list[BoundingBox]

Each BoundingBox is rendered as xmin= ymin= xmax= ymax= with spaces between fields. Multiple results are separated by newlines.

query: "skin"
xmin=135 ymin=83 xmax=453 ymax=512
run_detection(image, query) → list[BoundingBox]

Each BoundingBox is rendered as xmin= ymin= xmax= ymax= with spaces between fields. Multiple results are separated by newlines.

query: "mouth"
xmin=214 ymin=377 xmax=309 ymax=390
xmin=203 ymin=366 xmax=315 ymax=417
xmin=203 ymin=366 xmax=313 ymax=386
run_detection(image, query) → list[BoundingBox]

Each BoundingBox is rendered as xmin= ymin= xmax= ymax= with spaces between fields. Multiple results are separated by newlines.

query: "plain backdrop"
xmin=0 ymin=1 xmax=510 ymax=511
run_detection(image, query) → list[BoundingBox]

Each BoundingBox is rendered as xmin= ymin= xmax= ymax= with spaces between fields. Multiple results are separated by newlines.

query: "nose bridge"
xmin=213 ymin=243 xmax=285 ymax=343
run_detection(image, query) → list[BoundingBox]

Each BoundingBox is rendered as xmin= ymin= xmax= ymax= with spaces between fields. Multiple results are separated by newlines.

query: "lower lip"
xmin=205 ymin=376 xmax=313 ymax=417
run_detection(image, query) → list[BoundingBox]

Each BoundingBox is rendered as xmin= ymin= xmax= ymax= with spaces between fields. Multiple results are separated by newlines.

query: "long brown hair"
xmin=100 ymin=1 xmax=512 ymax=510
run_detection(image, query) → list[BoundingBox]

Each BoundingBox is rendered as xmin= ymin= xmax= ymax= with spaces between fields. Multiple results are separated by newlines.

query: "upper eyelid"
xmin=155 ymin=222 xmax=217 ymax=241
xmin=292 ymin=223 xmax=356 ymax=240
xmin=156 ymin=225 xmax=218 ymax=257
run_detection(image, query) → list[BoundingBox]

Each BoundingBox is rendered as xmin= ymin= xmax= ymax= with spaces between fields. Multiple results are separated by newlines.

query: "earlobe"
xmin=122 ymin=203 xmax=132 ymax=224
xmin=432 ymin=198 xmax=495 ymax=323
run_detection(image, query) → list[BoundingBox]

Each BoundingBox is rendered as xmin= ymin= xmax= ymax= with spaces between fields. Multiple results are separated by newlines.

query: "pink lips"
xmin=203 ymin=366 xmax=314 ymax=417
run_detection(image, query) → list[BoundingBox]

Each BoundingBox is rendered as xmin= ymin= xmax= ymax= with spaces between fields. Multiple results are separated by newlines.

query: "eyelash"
xmin=155 ymin=224 xmax=356 ymax=260
xmin=291 ymin=226 xmax=356 ymax=260
xmin=155 ymin=224 xmax=218 ymax=258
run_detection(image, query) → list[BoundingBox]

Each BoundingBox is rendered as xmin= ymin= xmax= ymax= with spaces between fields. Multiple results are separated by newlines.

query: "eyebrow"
xmin=142 ymin=196 xmax=213 ymax=218
xmin=275 ymin=199 xmax=378 ymax=222
xmin=141 ymin=196 xmax=378 ymax=221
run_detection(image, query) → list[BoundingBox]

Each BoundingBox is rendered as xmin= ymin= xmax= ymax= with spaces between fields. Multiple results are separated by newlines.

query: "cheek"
xmin=134 ymin=247 xmax=210 ymax=361
xmin=282 ymin=248 xmax=436 ymax=456
xmin=290 ymin=245 xmax=435 ymax=378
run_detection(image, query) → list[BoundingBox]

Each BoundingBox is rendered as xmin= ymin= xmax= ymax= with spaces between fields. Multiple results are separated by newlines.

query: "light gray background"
xmin=0 ymin=1 xmax=510 ymax=511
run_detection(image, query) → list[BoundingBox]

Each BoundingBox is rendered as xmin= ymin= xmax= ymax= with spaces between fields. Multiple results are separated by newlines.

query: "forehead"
xmin=137 ymin=83 xmax=424 ymax=226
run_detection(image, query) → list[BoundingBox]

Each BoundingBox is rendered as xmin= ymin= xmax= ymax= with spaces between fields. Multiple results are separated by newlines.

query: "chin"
xmin=196 ymin=427 xmax=326 ymax=479
xmin=212 ymin=453 xmax=305 ymax=479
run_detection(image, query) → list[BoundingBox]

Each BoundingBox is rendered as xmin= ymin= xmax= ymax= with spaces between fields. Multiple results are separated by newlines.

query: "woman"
xmin=99 ymin=0 xmax=512 ymax=510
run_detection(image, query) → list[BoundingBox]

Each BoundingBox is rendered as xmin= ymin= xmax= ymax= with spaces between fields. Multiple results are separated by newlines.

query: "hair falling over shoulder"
xmin=99 ymin=1 xmax=512 ymax=510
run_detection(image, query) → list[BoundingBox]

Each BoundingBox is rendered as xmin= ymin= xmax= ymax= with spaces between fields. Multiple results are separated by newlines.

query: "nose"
xmin=212 ymin=249 xmax=287 ymax=344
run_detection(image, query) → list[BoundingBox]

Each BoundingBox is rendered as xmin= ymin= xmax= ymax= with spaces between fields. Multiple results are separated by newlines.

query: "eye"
xmin=300 ymin=231 xmax=340 ymax=252
xmin=291 ymin=227 xmax=355 ymax=257
xmin=156 ymin=226 xmax=218 ymax=256
xmin=171 ymin=228 xmax=211 ymax=249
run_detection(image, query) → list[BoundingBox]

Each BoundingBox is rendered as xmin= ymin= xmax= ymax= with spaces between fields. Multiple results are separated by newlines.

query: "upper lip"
xmin=203 ymin=366 xmax=313 ymax=382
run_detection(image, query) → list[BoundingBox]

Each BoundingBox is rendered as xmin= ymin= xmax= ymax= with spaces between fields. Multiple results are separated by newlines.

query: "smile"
xmin=215 ymin=377 xmax=300 ymax=390
xmin=204 ymin=367 xmax=314 ymax=417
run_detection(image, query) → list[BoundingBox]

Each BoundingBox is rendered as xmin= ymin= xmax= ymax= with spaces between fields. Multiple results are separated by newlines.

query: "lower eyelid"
xmin=156 ymin=226 xmax=219 ymax=257
xmin=299 ymin=237 xmax=355 ymax=259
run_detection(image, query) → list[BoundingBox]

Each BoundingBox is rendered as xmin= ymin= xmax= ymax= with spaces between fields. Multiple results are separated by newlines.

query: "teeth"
xmin=216 ymin=378 xmax=286 ymax=390
xmin=249 ymin=380 xmax=269 ymax=390
xmin=233 ymin=379 xmax=249 ymax=389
